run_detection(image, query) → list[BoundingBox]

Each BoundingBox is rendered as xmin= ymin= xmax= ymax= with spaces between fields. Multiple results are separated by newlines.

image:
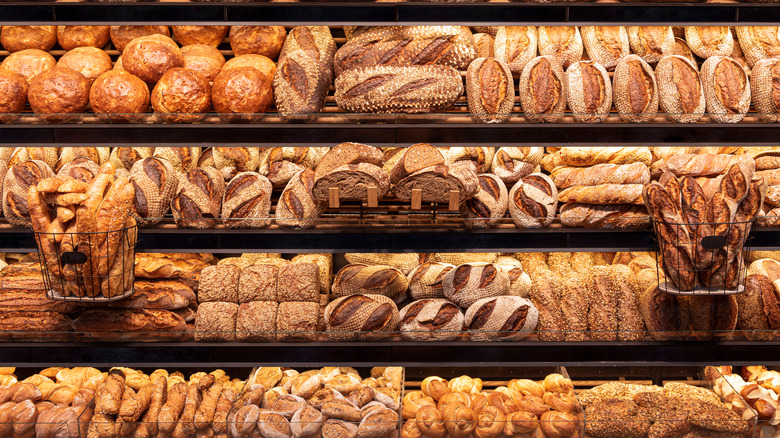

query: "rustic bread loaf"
xmin=291 ymin=253 xmax=332 ymax=294
xmin=28 ymin=67 xmax=90 ymax=123
xmin=627 ymin=26 xmax=674 ymax=64
xmin=324 ymin=294 xmax=399 ymax=341
xmin=684 ymin=26 xmax=733 ymax=58
xmin=199 ymin=264 xmax=240 ymax=303
xmin=613 ymin=54 xmax=659 ymax=123
xmin=151 ymin=68 xmax=211 ymax=124
xmin=229 ymin=26 xmax=286 ymax=59
xmin=581 ymin=26 xmax=629 ymax=70
xmin=238 ymin=264 xmax=278 ymax=302
xmin=0 ymin=26 xmax=56 ymax=52
xmin=611 ymin=264 xmax=645 ymax=341
xmin=508 ymin=173 xmax=558 ymax=228
xmin=171 ymin=25 xmax=228 ymax=47
xmin=408 ymin=262 xmax=455 ymax=300
xmin=751 ymin=58 xmax=780 ymax=122
xmin=701 ymin=56 xmax=751 ymax=123
xmin=171 ymin=166 xmax=225 ymax=229
xmin=74 ymin=309 xmax=186 ymax=341
xmin=736 ymin=274 xmax=780 ymax=341
xmin=276 ymin=169 xmax=326 ymax=230
xmin=56 ymin=47 xmax=111 ymax=86
xmin=109 ymin=26 xmax=170 ymax=53
xmin=565 ymin=60 xmax=612 ymax=123
xmin=332 ymin=264 xmax=409 ymax=304
xmin=389 ymin=144 xmax=447 ymax=185
xmin=212 ymin=148 xmax=261 ymax=180
xmin=399 ymin=298 xmax=464 ymax=341
xmin=236 ymin=301 xmax=277 ymax=342
xmin=334 ymin=65 xmax=463 ymax=114
xmin=195 ymin=302 xmax=239 ymax=342
xmin=0 ymin=310 xmax=72 ymax=341
xmin=89 ymin=71 xmax=150 ymax=123
xmin=277 ymin=301 xmax=319 ymax=342
xmin=57 ymin=25 xmax=111 ymax=51
xmin=0 ymin=71 xmax=27 ymax=124
xmin=682 ymin=294 xmax=738 ymax=340
xmin=345 ymin=253 xmax=419 ymax=275
xmin=495 ymin=256 xmax=533 ymax=298
xmin=7 ymin=147 xmax=58 ymax=170
xmin=212 ymin=66 xmax=272 ymax=123
xmin=474 ymin=33 xmax=495 ymax=58
xmin=587 ymin=267 xmax=619 ymax=341
xmin=277 ymin=262 xmax=319 ymax=303
xmin=559 ymin=184 xmax=645 ymax=205
xmin=538 ymin=26 xmax=582 ymax=69
xmin=465 ymin=295 xmax=538 ymax=341
xmin=3 ymin=160 xmax=55 ymax=228
xmin=129 ymin=157 xmax=177 ymax=227
xmin=221 ymin=172 xmax=272 ymax=229
xmin=0 ymin=49 xmax=56 ymax=85
xmin=736 ymin=26 xmax=780 ymax=67
xmin=672 ymin=37 xmax=698 ymax=69
xmin=518 ymin=55 xmax=567 ymax=123
xmin=466 ymin=57 xmax=514 ymax=124
xmin=655 ymin=55 xmax=705 ymax=123
xmin=560 ymin=203 xmax=650 ymax=228
xmin=443 ymin=262 xmax=509 ymax=308
xmin=153 ymin=147 xmax=199 ymax=173
xmin=122 ymin=34 xmax=183 ymax=84
xmin=639 ymin=284 xmax=690 ymax=341
xmin=552 ymin=162 xmax=650 ymax=189
xmin=395 ymin=162 xmax=479 ymax=204
xmin=650 ymin=153 xmax=741 ymax=178
xmin=312 ymin=163 xmax=390 ymax=202
xmin=460 ymin=173 xmax=508 ymax=229
xmin=315 ymin=143 xmax=383 ymax=180
xmin=259 ymin=147 xmax=328 ymax=187
xmin=490 ymin=147 xmax=543 ymax=185
xmin=448 ymin=147 xmax=495 ymax=173
xmin=528 ymin=269 xmax=564 ymax=341
xmin=56 ymin=147 xmax=109 ymax=172
xmin=494 ymin=26 xmax=538 ymax=76
xmin=106 ymin=280 xmax=195 ymax=310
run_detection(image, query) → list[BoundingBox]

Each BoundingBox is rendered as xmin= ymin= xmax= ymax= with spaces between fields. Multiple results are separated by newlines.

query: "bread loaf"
xmin=736 ymin=274 xmax=780 ymax=341
xmin=655 ymin=55 xmax=705 ymax=123
xmin=639 ymin=284 xmax=689 ymax=341
xmin=394 ymin=162 xmax=479 ymax=204
xmin=212 ymin=66 xmax=272 ymax=123
xmin=107 ymin=280 xmax=195 ymax=310
xmin=0 ymin=311 xmax=72 ymax=341
xmin=529 ymin=271 xmax=564 ymax=341
xmin=388 ymin=144 xmax=447 ymax=185
xmin=332 ymin=264 xmax=408 ymax=304
xmin=74 ymin=309 xmax=186 ymax=341
xmin=474 ymin=33 xmax=494 ymax=58
xmin=345 ymin=253 xmax=419 ymax=275
xmin=334 ymin=65 xmax=463 ymax=114
xmin=556 ymin=147 xmax=654 ymax=168
xmin=3 ymin=160 xmax=55 ymax=228
xmin=460 ymin=174 xmax=508 ymax=229
xmin=558 ymin=183 xmax=644 ymax=205
xmin=408 ymin=262 xmax=455 ymax=300
xmin=259 ymin=147 xmax=328 ymax=187
xmin=276 ymin=169 xmax=326 ymax=229
xmin=552 ymin=162 xmax=650 ymax=189
xmin=221 ymin=172 xmax=272 ymax=229
xmin=0 ymin=26 xmax=56 ymax=52
xmin=0 ymin=49 xmax=56 ymax=84
xmin=565 ymin=60 xmax=612 ymax=123
xmin=448 ymin=147 xmax=495 ymax=173
xmin=650 ymin=153 xmax=741 ymax=177
xmin=0 ymin=71 xmax=27 ymax=124
xmin=684 ymin=26 xmax=733 ymax=58
xmin=236 ymin=301 xmax=277 ymax=342
xmin=672 ymin=37 xmax=698 ymax=69
xmin=490 ymin=147 xmax=543 ymax=185
xmin=181 ymin=44 xmax=225 ymax=81
xmin=588 ymin=267 xmax=618 ymax=341
xmin=109 ymin=147 xmax=154 ymax=172
xmin=315 ymin=143 xmax=383 ymax=180
xmin=495 ymin=257 xmax=533 ymax=298
xmin=171 ymin=166 xmax=225 ymax=229
xmin=229 ymin=25 xmax=286 ymax=59
xmin=325 ymin=294 xmax=399 ymax=341
xmin=129 ymin=157 xmax=177 ymax=226
xmin=627 ymin=26 xmax=674 ymax=64
xmin=28 ymin=67 xmax=90 ymax=123
xmin=581 ymin=26 xmax=629 ymax=70
xmin=538 ymin=26 xmax=582 ymax=69
xmin=57 ymin=47 xmax=112 ymax=85
xmin=735 ymin=26 xmax=780 ymax=67
xmin=195 ymin=302 xmax=239 ymax=342
xmin=57 ymin=25 xmax=111 ymax=51
xmin=110 ymin=26 xmax=170 ymax=53
xmin=560 ymin=203 xmax=650 ymax=228
xmin=312 ymin=163 xmax=390 ymax=202
xmin=7 ymin=147 xmax=58 ymax=170
xmin=494 ymin=26 xmax=538 ymax=76
xmin=701 ymin=56 xmax=751 ymax=123
xmin=151 ymin=68 xmax=211 ymax=123
xmin=56 ymin=147 xmax=109 ymax=172
xmin=508 ymin=173 xmax=558 ymax=228
xmin=443 ymin=263 xmax=509 ymax=308
xmin=682 ymin=295 xmax=738 ymax=340
xmin=466 ymin=57 xmax=514 ymax=123
xmin=122 ymin=34 xmax=183 ymax=84
xmin=559 ymin=273 xmax=589 ymax=341
xmin=613 ymin=54 xmax=659 ymax=123
xmin=750 ymin=58 xmax=780 ymax=122
xmin=518 ymin=56 xmax=567 ymax=123
xmin=291 ymin=253 xmax=332 ymax=295
xmin=399 ymin=299 xmax=464 ymax=341
xmin=464 ymin=296 xmax=538 ymax=341
xmin=277 ymin=301 xmax=319 ymax=342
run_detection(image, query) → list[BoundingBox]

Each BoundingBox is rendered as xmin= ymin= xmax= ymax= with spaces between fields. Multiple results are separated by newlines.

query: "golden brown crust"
xmin=212 ymin=66 xmax=273 ymax=123
xmin=122 ymin=34 xmax=184 ymax=84
xmin=89 ymin=70 xmax=150 ymax=123
xmin=466 ymin=57 xmax=514 ymax=124
xmin=56 ymin=47 xmax=112 ymax=84
xmin=0 ymin=49 xmax=56 ymax=84
xmin=0 ymin=26 xmax=56 ymax=52
xmin=181 ymin=44 xmax=225 ymax=82
xmin=27 ymin=67 xmax=90 ymax=123
xmin=109 ymin=25 xmax=170 ymax=53
xmin=57 ymin=25 xmax=111 ymax=51
xmin=229 ymin=25 xmax=287 ymax=59
xmin=151 ymin=68 xmax=211 ymax=123
xmin=172 ymin=25 xmax=229 ymax=47
xmin=0 ymin=71 xmax=28 ymax=123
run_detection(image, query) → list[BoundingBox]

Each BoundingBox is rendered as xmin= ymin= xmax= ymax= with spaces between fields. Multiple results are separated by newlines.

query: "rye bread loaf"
xmin=332 ymin=264 xmax=409 ymax=304
xmin=292 ymin=253 xmax=332 ymax=295
xmin=170 ymin=166 xmax=225 ymax=229
xmin=736 ymin=26 xmax=780 ymax=67
xmin=344 ymin=253 xmax=420 ymax=275
xmin=474 ymin=33 xmax=494 ymax=58
xmin=388 ymin=144 xmax=447 ymax=185
xmin=312 ymin=163 xmax=390 ymax=202
xmin=447 ymin=147 xmax=495 ymax=173
xmin=334 ymin=65 xmax=463 ymax=114
xmin=221 ymin=172 xmax=273 ymax=229
xmin=315 ymin=143 xmax=383 ymax=180
xmin=3 ymin=160 xmax=55 ymax=228
xmin=672 ymin=37 xmax=698 ymax=69
xmin=129 ymin=157 xmax=178 ymax=227
xmin=565 ymin=60 xmax=612 ymax=123
xmin=508 ymin=173 xmax=558 ymax=228
xmin=433 ymin=253 xmax=498 ymax=266
xmin=613 ymin=54 xmax=659 ymax=123
xmin=399 ymin=298 xmax=464 ymax=341
xmin=537 ymin=26 xmax=582 ymax=69
xmin=236 ymin=301 xmax=277 ymax=342
xmin=494 ymin=26 xmax=538 ymax=76
xmin=464 ymin=296 xmax=538 ymax=341
xmin=107 ymin=280 xmax=195 ymax=310
xmin=195 ymin=302 xmax=239 ymax=342
xmin=627 ymin=26 xmax=674 ymax=64
xmin=466 ymin=57 xmax=514 ymax=124
xmin=639 ymin=284 xmax=690 ymax=341
xmin=551 ymin=162 xmax=650 ymax=189
xmin=276 ymin=169 xmax=326 ymax=230
xmin=701 ymin=56 xmax=751 ymax=123
xmin=682 ymin=294 xmax=738 ymax=340
xmin=277 ymin=262 xmax=320 ymax=303
xmin=490 ymin=147 xmax=543 ymax=185
xmin=443 ymin=262 xmax=509 ymax=308
xmin=655 ymin=55 xmax=706 ymax=123
xmin=559 ymin=184 xmax=645 ymax=205
xmin=324 ymin=294 xmax=399 ymax=341
xmin=560 ymin=203 xmax=650 ymax=228
xmin=581 ymin=26 xmax=629 ymax=70
xmin=750 ymin=58 xmax=780 ymax=122
xmin=518 ymin=55 xmax=567 ymax=123
xmin=460 ymin=173 xmax=508 ymax=229
xmin=684 ymin=26 xmax=733 ymax=58
xmin=407 ymin=262 xmax=455 ymax=300
xmin=394 ymin=162 xmax=479 ymax=204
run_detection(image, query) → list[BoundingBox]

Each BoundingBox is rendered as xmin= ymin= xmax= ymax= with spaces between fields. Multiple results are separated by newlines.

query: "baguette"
xmin=466 ymin=57 xmax=514 ymax=124
xmin=701 ymin=56 xmax=751 ymax=123
xmin=560 ymin=203 xmax=650 ymax=228
xmin=558 ymin=184 xmax=644 ymax=205
xmin=551 ymin=162 xmax=650 ymax=189
xmin=684 ymin=26 xmax=733 ymax=58
xmin=750 ymin=57 xmax=780 ymax=122
xmin=537 ymin=26 xmax=582 ymax=69
xmin=613 ymin=54 xmax=659 ymax=123
xmin=494 ymin=26 xmax=537 ymax=76
xmin=565 ymin=60 xmax=612 ymax=123
xmin=518 ymin=55 xmax=566 ymax=123
xmin=581 ymin=26 xmax=629 ymax=70
xmin=650 ymin=153 xmax=741 ymax=177
xmin=655 ymin=55 xmax=705 ymax=123
xmin=554 ymin=147 xmax=653 ymax=167
xmin=627 ymin=26 xmax=674 ymax=64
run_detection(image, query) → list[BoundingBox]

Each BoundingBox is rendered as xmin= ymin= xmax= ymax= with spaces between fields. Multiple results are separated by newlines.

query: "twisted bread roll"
xmin=444 ymin=263 xmax=509 ymax=308
xmin=464 ymin=296 xmax=539 ymax=341
xmin=399 ymin=299 xmax=464 ymax=341
xmin=508 ymin=173 xmax=558 ymax=228
xmin=332 ymin=264 xmax=409 ymax=304
xmin=324 ymin=294 xmax=399 ymax=341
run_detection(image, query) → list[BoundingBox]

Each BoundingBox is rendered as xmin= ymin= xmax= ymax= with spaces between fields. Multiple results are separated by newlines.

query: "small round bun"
xmin=151 ymin=67 xmax=211 ymax=123
xmin=0 ymin=26 xmax=57 ymax=52
xmin=57 ymin=47 xmax=113 ymax=84
xmin=222 ymin=54 xmax=276 ymax=81
xmin=122 ymin=34 xmax=183 ymax=83
xmin=110 ymin=25 xmax=170 ymax=53
xmin=212 ymin=66 xmax=273 ymax=123
xmin=0 ymin=49 xmax=56 ymax=83
xmin=28 ymin=67 xmax=90 ymax=123
xmin=90 ymin=70 xmax=150 ymax=122
xmin=0 ymin=71 xmax=29 ymax=123
xmin=172 ymin=25 xmax=229 ymax=47
xmin=229 ymin=26 xmax=286 ymax=59
xmin=57 ymin=25 xmax=111 ymax=51
xmin=181 ymin=44 xmax=225 ymax=81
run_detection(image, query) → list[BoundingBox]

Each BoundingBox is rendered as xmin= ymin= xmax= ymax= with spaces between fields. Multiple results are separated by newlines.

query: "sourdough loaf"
xmin=315 ymin=143 xmax=383 ymax=180
xmin=276 ymin=169 xmax=326 ymax=230
xmin=750 ymin=58 xmax=780 ymax=122
xmin=332 ymin=264 xmax=408 ymax=304
xmin=613 ymin=54 xmax=659 ymax=123
xmin=399 ymin=299 xmax=464 ymax=341
xmin=466 ymin=57 xmax=514 ymax=124
xmin=170 ymin=166 xmax=225 ymax=229
xmin=388 ymin=144 xmax=447 ymax=185
xmin=701 ymin=56 xmax=751 ymax=123
xmin=552 ymin=162 xmax=650 ymax=189
xmin=448 ymin=147 xmax=495 ymax=173
xmin=109 ymin=147 xmax=154 ymax=171
xmin=494 ymin=26 xmax=538 ymax=76
xmin=460 ymin=173 xmax=508 ymax=229
xmin=129 ymin=157 xmax=177 ymax=226
xmin=443 ymin=262 xmax=509 ymax=308
xmin=538 ymin=26 xmax=582 ymax=69
xmin=581 ymin=26 xmax=629 ymax=70
xmin=407 ymin=262 xmax=455 ymax=300
xmin=221 ymin=172 xmax=273 ymax=229
xmin=464 ymin=296 xmax=538 ymax=341
xmin=735 ymin=26 xmax=780 ymax=67
xmin=490 ymin=147 xmax=543 ymax=185
xmin=394 ymin=162 xmax=479 ymax=204
xmin=684 ymin=26 xmax=733 ymax=58
xmin=565 ymin=60 xmax=612 ymax=123
xmin=3 ymin=160 xmax=55 ymax=228
xmin=212 ymin=147 xmax=261 ymax=180
xmin=312 ymin=163 xmax=390 ymax=202
xmin=736 ymin=274 xmax=780 ymax=341
xmin=56 ymin=147 xmax=109 ymax=172
xmin=344 ymin=253 xmax=419 ymax=275
xmin=508 ymin=173 xmax=558 ymax=228
xmin=673 ymin=37 xmax=698 ymax=69
xmin=627 ymin=26 xmax=674 ymax=64
xmin=75 ymin=309 xmax=186 ymax=341
xmin=639 ymin=284 xmax=690 ymax=341
xmin=560 ymin=203 xmax=650 ymax=228
xmin=106 ymin=280 xmax=195 ymax=310
xmin=518 ymin=56 xmax=567 ymax=123
xmin=153 ymin=147 xmax=200 ymax=173
xmin=474 ymin=33 xmax=494 ymax=58
xmin=650 ymin=153 xmax=741 ymax=177
xmin=259 ymin=147 xmax=328 ymax=187
xmin=324 ymin=294 xmax=399 ymax=341
xmin=655 ymin=55 xmax=705 ymax=123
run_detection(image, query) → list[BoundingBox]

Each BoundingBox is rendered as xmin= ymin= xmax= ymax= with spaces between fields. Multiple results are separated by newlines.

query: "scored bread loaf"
xmin=153 ymin=147 xmax=200 ymax=173
xmin=464 ymin=296 xmax=538 ymax=341
xmin=684 ymin=26 xmax=733 ymax=58
xmin=7 ymin=147 xmax=58 ymax=170
xmin=221 ymin=172 xmax=273 ymax=229
xmin=129 ymin=157 xmax=178 ymax=227
xmin=655 ymin=55 xmax=705 ymax=123
xmin=683 ymin=294 xmax=738 ymax=340
xmin=109 ymin=147 xmax=154 ymax=171
xmin=3 ymin=160 xmax=55 ymax=228
xmin=495 ymin=256 xmax=533 ymax=298
xmin=399 ymin=298 xmax=464 ymax=341
xmin=565 ymin=60 xmax=612 ymax=123
xmin=434 ymin=252 xmax=498 ymax=265
xmin=558 ymin=184 xmax=645 ymax=205
xmin=627 ymin=26 xmax=674 ymax=64
xmin=447 ymin=147 xmax=495 ymax=173
xmin=170 ymin=166 xmax=225 ymax=229
xmin=537 ymin=26 xmax=582 ymax=69
xmin=276 ymin=169 xmax=326 ymax=230
xmin=494 ymin=26 xmax=538 ymax=76
xmin=460 ymin=173 xmax=508 ymax=229
xmin=736 ymin=274 xmax=780 ymax=341
xmin=259 ymin=147 xmax=329 ymax=187
xmin=212 ymin=147 xmax=261 ymax=181
xmin=312 ymin=163 xmax=390 ymax=202
xmin=639 ymin=284 xmax=690 ymax=341
xmin=549 ymin=147 xmax=653 ymax=168
xmin=581 ymin=26 xmax=629 ymax=70
xmin=613 ymin=54 xmax=659 ymax=123
xmin=75 ymin=309 xmax=187 ymax=341
xmin=735 ymin=26 xmax=780 ymax=68
xmin=491 ymin=147 xmax=543 ymax=185
xmin=334 ymin=65 xmax=463 ymax=114
xmin=650 ymin=153 xmax=741 ymax=177
xmin=291 ymin=253 xmax=332 ymax=295
xmin=324 ymin=294 xmax=399 ymax=341
xmin=56 ymin=147 xmax=109 ymax=172
xmin=701 ymin=56 xmax=751 ymax=123
xmin=394 ymin=162 xmax=479 ymax=204
xmin=408 ymin=262 xmax=455 ymax=300
xmin=332 ymin=264 xmax=409 ymax=304
xmin=560 ymin=203 xmax=650 ymax=228
xmin=518 ymin=55 xmax=567 ymax=123
xmin=672 ymin=37 xmax=698 ymax=69
xmin=751 ymin=58 xmax=780 ymax=122
xmin=474 ymin=33 xmax=494 ymax=58
xmin=466 ymin=57 xmax=514 ymax=124
xmin=551 ymin=163 xmax=650 ymax=189
xmin=58 ymin=157 xmax=100 ymax=184
xmin=529 ymin=271 xmax=564 ymax=341
xmin=443 ymin=262 xmax=509 ymax=308
xmin=508 ymin=173 xmax=558 ymax=228
xmin=344 ymin=253 xmax=419 ymax=275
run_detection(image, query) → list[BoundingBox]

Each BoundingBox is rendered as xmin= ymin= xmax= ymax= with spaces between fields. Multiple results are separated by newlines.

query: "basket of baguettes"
xmin=643 ymin=154 xmax=766 ymax=295
xmin=27 ymin=162 xmax=138 ymax=301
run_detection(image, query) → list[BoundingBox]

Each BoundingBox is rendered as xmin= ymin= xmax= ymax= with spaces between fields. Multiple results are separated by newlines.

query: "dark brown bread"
xmin=640 ymin=284 xmax=690 ymax=341
xmin=737 ymin=274 xmax=780 ymax=341
xmin=682 ymin=295 xmax=738 ymax=340
xmin=701 ymin=56 xmax=751 ymax=123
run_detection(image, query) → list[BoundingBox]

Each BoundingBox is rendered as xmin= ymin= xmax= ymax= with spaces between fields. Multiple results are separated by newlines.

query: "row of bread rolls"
xmin=708 ymin=365 xmax=780 ymax=437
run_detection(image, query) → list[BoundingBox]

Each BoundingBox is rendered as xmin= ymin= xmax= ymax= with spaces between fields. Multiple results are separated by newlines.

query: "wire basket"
xmin=651 ymin=219 xmax=752 ymax=295
xmin=32 ymin=225 xmax=138 ymax=302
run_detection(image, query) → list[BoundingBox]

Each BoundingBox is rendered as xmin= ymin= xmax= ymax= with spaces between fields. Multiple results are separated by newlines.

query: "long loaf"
xmin=558 ymin=184 xmax=645 ymax=205
xmin=551 ymin=162 xmax=650 ymax=189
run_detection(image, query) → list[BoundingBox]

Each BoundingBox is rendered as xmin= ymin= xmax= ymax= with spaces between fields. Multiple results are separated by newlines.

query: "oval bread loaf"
xmin=275 ymin=169 xmax=326 ymax=230
xmin=3 ymin=160 xmax=55 ymax=228
xmin=655 ymin=55 xmax=705 ymax=123
xmin=129 ymin=157 xmax=178 ymax=226
xmin=627 ymin=26 xmax=674 ymax=64
xmin=537 ymin=26 xmax=582 ymax=69
xmin=345 ymin=253 xmax=420 ymax=276
xmin=332 ymin=264 xmax=409 ymax=304
xmin=581 ymin=26 xmax=629 ymax=70
xmin=560 ymin=203 xmax=650 ymax=228
xmin=443 ymin=262 xmax=509 ymax=308
xmin=613 ymin=54 xmax=659 ymax=123
xmin=324 ymin=294 xmax=399 ymax=341
xmin=408 ymin=262 xmax=455 ymax=300
xmin=170 ymin=166 xmax=225 ymax=229
xmin=221 ymin=171 xmax=273 ymax=229
xmin=736 ymin=274 xmax=780 ymax=341
xmin=464 ymin=296 xmax=539 ymax=341
xmin=58 ymin=157 xmax=100 ymax=183
xmin=433 ymin=252 xmax=498 ymax=265
xmin=508 ymin=173 xmax=558 ymax=228
xmin=56 ymin=147 xmax=109 ymax=172
xmin=399 ymin=299 xmax=464 ymax=341
xmin=474 ymin=33 xmax=494 ymax=58
xmin=558 ymin=184 xmax=645 ymax=205
xmin=7 ymin=147 xmax=58 ymax=170
xmin=565 ymin=60 xmax=612 ymax=123
xmin=315 ymin=143 xmax=383 ymax=180
xmin=750 ymin=58 xmax=780 ymax=122
xmin=672 ymin=37 xmax=698 ymax=69
xmin=701 ymin=55 xmax=751 ymax=123
xmin=495 ymin=257 xmax=533 ymax=298
xmin=212 ymin=147 xmax=261 ymax=181
xmin=459 ymin=173 xmax=508 ymax=229
xmin=684 ymin=26 xmax=733 ymax=58
xmin=736 ymin=26 xmax=780 ymax=67
xmin=518 ymin=55 xmax=567 ymax=123
xmin=110 ymin=147 xmax=154 ymax=171
xmin=490 ymin=147 xmax=543 ymax=185
xmin=495 ymin=26 xmax=538 ymax=76
xmin=553 ymin=147 xmax=653 ymax=168
xmin=466 ymin=57 xmax=514 ymax=124
xmin=551 ymin=162 xmax=650 ymax=189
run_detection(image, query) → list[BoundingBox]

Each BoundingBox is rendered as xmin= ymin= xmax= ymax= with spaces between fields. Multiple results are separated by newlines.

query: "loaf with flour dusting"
xmin=508 ymin=173 xmax=558 ymax=228
xmin=460 ymin=174 xmax=508 ymax=229
xmin=221 ymin=172 xmax=273 ymax=229
xmin=129 ymin=157 xmax=178 ymax=227
xmin=171 ymin=166 xmax=225 ymax=229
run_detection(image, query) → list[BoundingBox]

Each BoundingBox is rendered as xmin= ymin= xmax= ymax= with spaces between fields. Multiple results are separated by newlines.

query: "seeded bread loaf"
xmin=466 ymin=57 xmax=514 ymax=124
xmin=613 ymin=54 xmax=659 ymax=123
xmin=171 ymin=166 xmax=225 ymax=229
xmin=581 ymin=26 xmax=629 ymax=70
xmin=490 ymin=147 xmax=543 ymax=185
xmin=494 ymin=26 xmax=538 ymax=76
xmin=195 ymin=302 xmax=239 ymax=342
xmin=538 ymin=26 xmax=582 ymax=69
xmin=129 ymin=157 xmax=178 ymax=227
xmin=655 ymin=55 xmax=705 ymax=123
xmin=399 ymin=298 xmax=464 ymax=341
xmin=277 ymin=301 xmax=319 ymax=342
xmin=292 ymin=253 xmax=333 ymax=294
xmin=627 ymin=26 xmax=674 ymax=64
xmin=236 ymin=301 xmax=277 ymax=342
xmin=684 ymin=26 xmax=733 ymax=58
xmin=221 ymin=172 xmax=273 ymax=229
xmin=565 ymin=60 xmax=612 ymax=123
xmin=518 ymin=55 xmax=567 ymax=123
xmin=508 ymin=173 xmax=558 ymax=228
xmin=701 ymin=56 xmax=751 ymax=123
xmin=464 ymin=296 xmax=538 ymax=341
xmin=460 ymin=173 xmax=508 ymax=229
xmin=324 ymin=294 xmax=399 ymax=341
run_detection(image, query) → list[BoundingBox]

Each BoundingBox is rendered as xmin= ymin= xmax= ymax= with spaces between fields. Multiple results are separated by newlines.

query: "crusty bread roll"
xmin=0 ymin=49 xmax=56 ymax=84
xmin=172 ymin=25 xmax=229 ymax=47
xmin=57 ymin=25 xmax=111 ymax=51
xmin=229 ymin=26 xmax=287 ymax=59
xmin=464 ymin=296 xmax=538 ymax=341
xmin=332 ymin=264 xmax=409 ymax=304
xmin=581 ymin=26 xmax=629 ymax=70
xmin=538 ymin=26 xmax=583 ymax=69
xmin=27 ymin=67 xmax=90 ymax=123
xmin=212 ymin=66 xmax=273 ymax=123
xmin=324 ymin=294 xmax=399 ymax=341
xmin=90 ymin=71 xmax=150 ymax=123
xmin=565 ymin=60 xmax=612 ymax=123
xmin=276 ymin=169 xmax=326 ymax=230
xmin=508 ymin=173 xmax=558 ymax=228
xmin=0 ymin=71 xmax=27 ymax=124
xmin=655 ymin=55 xmax=705 ymax=123
xmin=56 ymin=47 xmax=112 ymax=84
xmin=129 ymin=157 xmax=178 ymax=227
xmin=345 ymin=253 xmax=420 ymax=276
xmin=0 ymin=26 xmax=56 ymax=52
xmin=171 ymin=166 xmax=225 ymax=229
xmin=684 ymin=26 xmax=733 ymax=58
xmin=443 ymin=262 xmax=509 ymax=308
xmin=460 ymin=173 xmax=508 ymax=229
xmin=122 ymin=34 xmax=184 ymax=84
xmin=627 ymin=26 xmax=674 ymax=64
xmin=466 ymin=57 xmax=514 ymax=124
xmin=399 ymin=299 xmax=464 ymax=341
xmin=221 ymin=172 xmax=273 ymax=229
xmin=408 ymin=262 xmax=455 ymax=300
xmin=494 ymin=26 xmax=537 ymax=76
xmin=109 ymin=25 xmax=170 ymax=53
xmin=518 ymin=55 xmax=567 ymax=123
xmin=151 ymin=68 xmax=211 ymax=123
xmin=613 ymin=54 xmax=659 ymax=123
xmin=701 ymin=56 xmax=751 ymax=124
xmin=181 ymin=44 xmax=225 ymax=81
xmin=490 ymin=147 xmax=543 ymax=185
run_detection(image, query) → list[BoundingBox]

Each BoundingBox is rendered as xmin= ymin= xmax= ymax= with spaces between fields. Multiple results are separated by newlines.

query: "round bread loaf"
xmin=151 ymin=68 xmax=211 ymax=123
xmin=655 ymin=55 xmax=705 ymax=123
xmin=751 ymin=58 xmax=780 ymax=122
xmin=345 ymin=253 xmax=420 ymax=276
xmin=275 ymin=169 xmax=326 ymax=230
xmin=212 ymin=66 xmax=273 ymax=123
xmin=518 ymin=56 xmax=567 ymax=123
xmin=495 ymin=256 xmax=533 ymax=298
xmin=171 ymin=166 xmax=225 ymax=229
xmin=638 ymin=283 xmax=690 ymax=341
xmin=123 ymin=34 xmax=184 ymax=84
xmin=153 ymin=147 xmax=200 ymax=173
xmin=684 ymin=26 xmax=733 ymax=58
xmin=57 ymin=25 xmax=111 ymax=51
xmin=3 ymin=160 xmax=55 ymax=228
xmin=56 ymin=147 xmax=109 ymax=172
xmin=464 ymin=296 xmax=539 ymax=341
xmin=613 ymin=54 xmax=659 ymax=123
xmin=701 ymin=55 xmax=751 ymax=123
xmin=490 ymin=147 xmax=543 ymax=185
xmin=508 ymin=173 xmax=558 ymax=228
xmin=332 ymin=264 xmax=409 ymax=304
xmin=129 ymin=157 xmax=178 ymax=227
xmin=460 ymin=173 xmax=508 ymax=229
xmin=408 ymin=262 xmax=455 ymax=300
xmin=57 ymin=47 xmax=112 ymax=84
xmin=324 ymin=294 xmax=400 ymax=341
xmin=229 ymin=26 xmax=287 ymax=59
xmin=443 ymin=262 xmax=509 ymax=308
xmin=110 ymin=25 xmax=170 ymax=53
xmin=58 ymin=157 xmax=100 ymax=183
xmin=213 ymin=147 xmax=261 ymax=180
xmin=222 ymin=54 xmax=277 ymax=80
xmin=28 ymin=67 xmax=90 ymax=123
xmin=494 ymin=26 xmax=537 ymax=76
xmin=221 ymin=171 xmax=273 ymax=229
xmin=565 ymin=60 xmax=612 ymax=123
xmin=0 ymin=71 xmax=28 ymax=123
xmin=0 ymin=26 xmax=56 ymax=52
xmin=627 ymin=26 xmax=674 ymax=64
xmin=0 ymin=49 xmax=56 ymax=84
xmin=181 ymin=44 xmax=225 ymax=81
xmin=736 ymin=274 xmax=780 ymax=341
xmin=90 ymin=70 xmax=150 ymax=123
xmin=172 ymin=25 xmax=229 ymax=47
xmin=538 ymin=26 xmax=583 ymax=69
xmin=399 ymin=298 xmax=464 ymax=341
